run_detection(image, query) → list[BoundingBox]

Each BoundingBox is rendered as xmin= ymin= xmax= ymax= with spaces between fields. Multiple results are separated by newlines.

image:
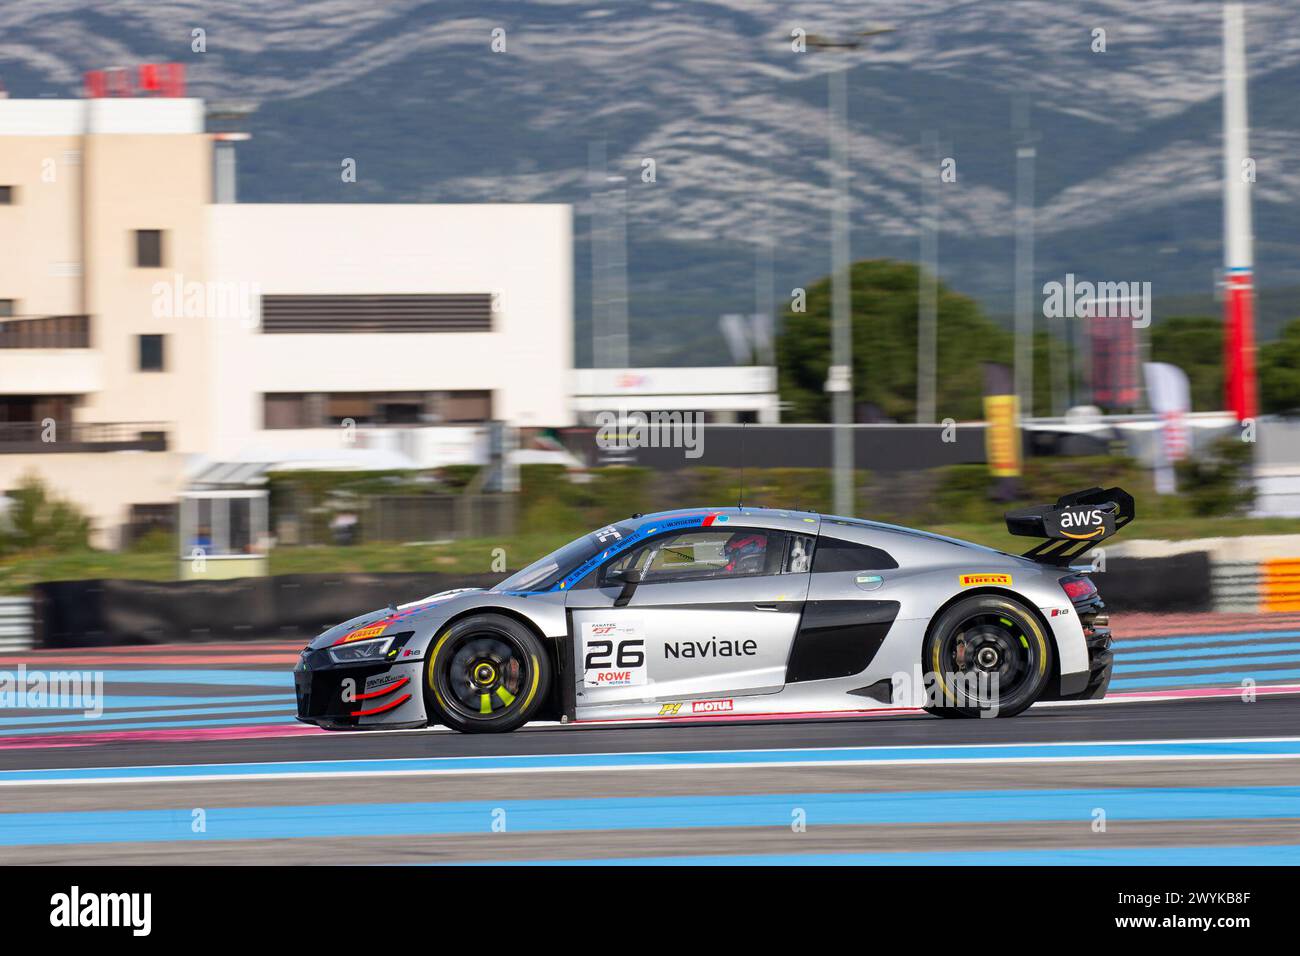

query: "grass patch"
xmin=5 ymin=516 xmax=1300 ymax=595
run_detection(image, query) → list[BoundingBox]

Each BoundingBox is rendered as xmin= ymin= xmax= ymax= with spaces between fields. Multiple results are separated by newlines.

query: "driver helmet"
xmin=723 ymin=532 xmax=767 ymax=572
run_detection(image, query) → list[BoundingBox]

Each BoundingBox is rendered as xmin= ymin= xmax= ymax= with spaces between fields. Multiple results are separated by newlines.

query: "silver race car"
xmin=294 ymin=487 xmax=1133 ymax=733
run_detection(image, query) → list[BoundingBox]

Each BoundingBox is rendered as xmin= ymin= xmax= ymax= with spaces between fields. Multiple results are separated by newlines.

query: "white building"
xmin=0 ymin=88 xmax=573 ymax=545
xmin=572 ymin=366 xmax=780 ymax=425
xmin=205 ymin=203 xmax=572 ymax=462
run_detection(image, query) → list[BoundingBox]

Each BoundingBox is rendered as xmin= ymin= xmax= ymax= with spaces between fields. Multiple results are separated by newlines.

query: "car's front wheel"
xmin=425 ymin=614 xmax=552 ymax=733
xmin=922 ymin=594 xmax=1053 ymax=718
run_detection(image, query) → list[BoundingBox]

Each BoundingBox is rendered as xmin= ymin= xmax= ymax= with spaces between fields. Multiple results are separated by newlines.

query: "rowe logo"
xmin=692 ymin=699 xmax=734 ymax=714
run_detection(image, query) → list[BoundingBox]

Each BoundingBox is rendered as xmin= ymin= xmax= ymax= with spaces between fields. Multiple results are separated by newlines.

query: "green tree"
xmin=776 ymin=259 xmax=1018 ymax=422
xmin=1260 ymin=317 xmax=1300 ymax=413
xmin=1150 ymin=315 xmax=1223 ymax=411
xmin=1174 ymin=434 xmax=1254 ymax=516
xmin=0 ymin=474 xmax=92 ymax=555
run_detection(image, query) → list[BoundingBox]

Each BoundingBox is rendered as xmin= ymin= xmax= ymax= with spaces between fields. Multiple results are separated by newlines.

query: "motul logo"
xmin=692 ymin=699 xmax=734 ymax=713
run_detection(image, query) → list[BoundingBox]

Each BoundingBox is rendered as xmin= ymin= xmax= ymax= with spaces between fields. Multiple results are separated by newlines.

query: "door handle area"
xmin=753 ymin=603 xmax=780 ymax=611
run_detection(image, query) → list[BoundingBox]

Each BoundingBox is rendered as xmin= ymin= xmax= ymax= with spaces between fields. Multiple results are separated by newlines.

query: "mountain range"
xmin=3 ymin=0 xmax=1299 ymax=363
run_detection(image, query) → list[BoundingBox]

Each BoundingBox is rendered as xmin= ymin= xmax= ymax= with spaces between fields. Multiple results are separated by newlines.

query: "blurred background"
xmin=0 ymin=0 xmax=1298 ymax=646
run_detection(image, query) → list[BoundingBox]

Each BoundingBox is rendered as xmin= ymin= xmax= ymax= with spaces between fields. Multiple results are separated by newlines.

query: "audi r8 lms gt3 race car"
xmin=294 ymin=486 xmax=1134 ymax=733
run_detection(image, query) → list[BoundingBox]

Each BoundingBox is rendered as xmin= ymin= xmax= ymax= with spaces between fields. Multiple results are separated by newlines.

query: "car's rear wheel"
xmin=922 ymin=594 xmax=1053 ymax=718
xmin=425 ymin=614 xmax=551 ymax=733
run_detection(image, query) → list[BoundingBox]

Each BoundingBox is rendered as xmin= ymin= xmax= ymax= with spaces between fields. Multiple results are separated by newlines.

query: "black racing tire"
xmin=921 ymin=594 xmax=1053 ymax=719
xmin=424 ymin=613 xmax=552 ymax=733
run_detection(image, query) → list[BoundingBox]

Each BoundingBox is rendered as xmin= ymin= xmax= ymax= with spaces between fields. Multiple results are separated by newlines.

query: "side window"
xmin=603 ymin=528 xmax=783 ymax=584
xmin=785 ymin=534 xmax=815 ymax=573
xmin=812 ymin=536 xmax=898 ymax=573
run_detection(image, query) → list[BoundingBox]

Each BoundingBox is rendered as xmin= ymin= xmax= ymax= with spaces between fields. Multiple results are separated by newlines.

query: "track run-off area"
xmin=2 ymin=611 xmax=1300 ymax=864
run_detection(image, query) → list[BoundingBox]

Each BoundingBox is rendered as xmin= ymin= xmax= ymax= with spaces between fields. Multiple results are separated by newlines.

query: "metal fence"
xmin=0 ymin=421 xmax=169 ymax=452
xmin=0 ymin=314 xmax=90 ymax=349
xmin=0 ymin=597 xmax=34 ymax=652
xmin=359 ymin=494 xmax=516 ymax=544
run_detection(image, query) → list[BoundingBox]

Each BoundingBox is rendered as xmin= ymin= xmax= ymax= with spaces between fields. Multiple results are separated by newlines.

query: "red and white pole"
xmin=1222 ymin=2 xmax=1257 ymax=421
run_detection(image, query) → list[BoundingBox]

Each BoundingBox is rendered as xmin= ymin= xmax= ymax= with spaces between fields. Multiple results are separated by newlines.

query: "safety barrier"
xmin=1095 ymin=554 xmax=1213 ymax=614
xmin=0 ymin=596 xmax=34 ymax=652
xmin=32 ymin=571 xmax=506 ymax=648
xmin=1259 ymin=558 xmax=1300 ymax=613
xmin=1205 ymin=556 xmax=1300 ymax=613
xmin=1211 ymin=560 xmax=1263 ymax=613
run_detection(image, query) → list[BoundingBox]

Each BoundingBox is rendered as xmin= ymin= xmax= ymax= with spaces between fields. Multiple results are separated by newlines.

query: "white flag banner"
xmin=1143 ymin=362 xmax=1192 ymax=494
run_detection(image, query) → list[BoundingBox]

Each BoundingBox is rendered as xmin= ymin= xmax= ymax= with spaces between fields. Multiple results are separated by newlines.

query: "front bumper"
xmin=294 ymin=644 xmax=427 ymax=730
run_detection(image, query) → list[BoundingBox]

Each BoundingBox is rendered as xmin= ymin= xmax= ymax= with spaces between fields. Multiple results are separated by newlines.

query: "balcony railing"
xmin=0 ymin=421 xmax=168 ymax=453
xmin=0 ymin=315 xmax=90 ymax=349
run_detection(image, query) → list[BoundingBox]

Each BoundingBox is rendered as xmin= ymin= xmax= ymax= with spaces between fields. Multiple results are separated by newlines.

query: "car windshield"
xmin=493 ymin=523 xmax=636 ymax=592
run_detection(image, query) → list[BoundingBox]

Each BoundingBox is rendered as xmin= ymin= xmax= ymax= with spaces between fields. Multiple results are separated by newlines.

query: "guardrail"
xmin=0 ymin=597 xmax=34 ymax=652
xmin=0 ymin=421 xmax=169 ymax=453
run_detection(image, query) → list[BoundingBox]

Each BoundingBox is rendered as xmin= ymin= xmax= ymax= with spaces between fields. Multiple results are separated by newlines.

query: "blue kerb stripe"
xmin=1118 ymin=641 xmax=1300 ymax=663
xmin=1112 ymin=668 xmax=1300 ymax=689
xmin=1 ymin=786 xmax=1297 ymax=846
xmin=485 ymin=845 xmax=1300 ymax=867
xmin=5 ymin=737 xmax=1300 ymax=784
xmin=0 ymin=714 xmax=295 ymax=737
xmin=0 ymin=693 xmax=289 ymax=716
xmin=1116 ymin=630 xmax=1300 ymax=650
xmin=81 ymin=670 xmax=293 ymax=687
xmin=1117 ymin=651 xmax=1300 ymax=674
xmin=0 ymin=702 xmax=294 ymax=728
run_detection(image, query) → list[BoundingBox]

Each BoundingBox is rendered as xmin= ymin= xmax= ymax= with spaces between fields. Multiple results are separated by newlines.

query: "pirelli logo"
xmin=342 ymin=624 xmax=387 ymax=643
xmin=960 ymin=573 xmax=1013 ymax=587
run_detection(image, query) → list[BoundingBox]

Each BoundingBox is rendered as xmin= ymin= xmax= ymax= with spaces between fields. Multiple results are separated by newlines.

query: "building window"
xmin=0 ymin=300 xmax=15 ymax=318
xmin=443 ymin=390 xmax=492 ymax=423
xmin=138 ymin=334 xmax=165 ymax=371
xmin=125 ymin=503 xmax=177 ymax=547
xmin=260 ymin=294 xmax=493 ymax=333
xmin=262 ymin=390 xmax=493 ymax=429
xmin=264 ymin=393 xmax=309 ymax=429
xmin=135 ymin=229 xmax=164 ymax=268
xmin=0 ymin=186 xmax=14 ymax=205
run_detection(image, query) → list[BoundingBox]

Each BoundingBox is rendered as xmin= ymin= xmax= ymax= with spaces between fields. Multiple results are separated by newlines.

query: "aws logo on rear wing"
xmin=1005 ymin=486 xmax=1135 ymax=566
xmin=1046 ymin=506 xmax=1115 ymax=541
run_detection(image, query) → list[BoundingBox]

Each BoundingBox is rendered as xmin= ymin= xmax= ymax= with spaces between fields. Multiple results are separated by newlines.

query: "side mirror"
xmin=610 ymin=567 xmax=643 ymax=608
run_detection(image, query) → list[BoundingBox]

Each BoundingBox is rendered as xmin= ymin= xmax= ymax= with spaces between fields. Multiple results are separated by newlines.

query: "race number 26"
xmin=584 ymin=639 xmax=645 ymax=669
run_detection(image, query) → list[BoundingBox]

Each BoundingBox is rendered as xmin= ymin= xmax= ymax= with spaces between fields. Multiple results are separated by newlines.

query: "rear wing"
xmin=1004 ymin=486 xmax=1135 ymax=566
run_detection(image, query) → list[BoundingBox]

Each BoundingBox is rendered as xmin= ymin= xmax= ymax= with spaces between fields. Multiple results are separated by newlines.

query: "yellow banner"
xmin=984 ymin=394 xmax=1022 ymax=478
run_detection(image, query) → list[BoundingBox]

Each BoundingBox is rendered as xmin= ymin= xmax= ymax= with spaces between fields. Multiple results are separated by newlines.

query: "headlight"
xmin=328 ymin=636 xmax=393 ymax=665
